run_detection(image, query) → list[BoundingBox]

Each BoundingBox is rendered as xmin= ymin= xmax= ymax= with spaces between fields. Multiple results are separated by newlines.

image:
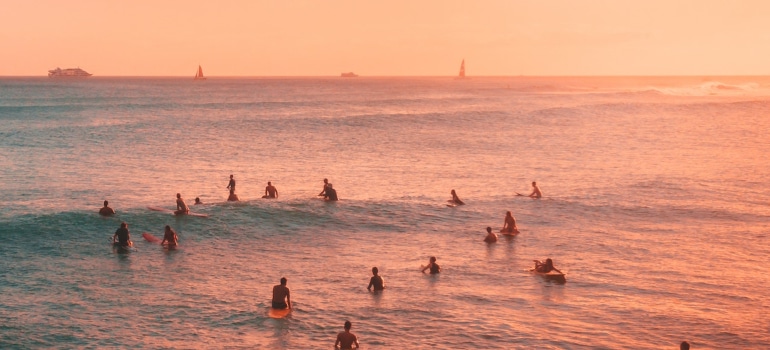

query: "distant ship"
xmin=194 ymin=65 xmax=206 ymax=80
xmin=48 ymin=67 xmax=92 ymax=78
xmin=457 ymin=59 xmax=466 ymax=79
xmin=341 ymin=72 xmax=358 ymax=78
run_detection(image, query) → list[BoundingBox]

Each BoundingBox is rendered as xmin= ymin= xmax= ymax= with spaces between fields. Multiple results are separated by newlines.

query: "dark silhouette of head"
xmin=120 ymin=222 xmax=127 ymax=228
xmin=344 ymin=321 xmax=352 ymax=330
xmin=372 ymin=267 xmax=378 ymax=275
xmin=430 ymin=256 xmax=437 ymax=263
xmin=680 ymin=341 xmax=690 ymax=350
xmin=280 ymin=277 xmax=287 ymax=286
xmin=104 ymin=200 xmax=109 ymax=206
xmin=486 ymin=226 xmax=492 ymax=233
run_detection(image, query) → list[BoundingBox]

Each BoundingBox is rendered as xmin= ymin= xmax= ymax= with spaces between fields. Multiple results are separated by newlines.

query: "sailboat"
xmin=194 ymin=65 xmax=206 ymax=80
xmin=457 ymin=59 xmax=466 ymax=79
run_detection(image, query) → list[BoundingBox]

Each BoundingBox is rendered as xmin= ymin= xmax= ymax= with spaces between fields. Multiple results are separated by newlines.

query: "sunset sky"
xmin=2 ymin=0 xmax=769 ymax=76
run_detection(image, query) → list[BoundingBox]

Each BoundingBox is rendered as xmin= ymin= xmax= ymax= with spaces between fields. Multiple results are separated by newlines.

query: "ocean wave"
xmin=650 ymin=81 xmax=761 ymax=96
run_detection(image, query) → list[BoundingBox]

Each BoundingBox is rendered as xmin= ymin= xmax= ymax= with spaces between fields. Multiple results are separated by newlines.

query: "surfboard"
xmin=142 ymin=232 xmax=162 ymax=243
xmin=530 ymin=269 xmax=566 ymax=282
xmin=268 ymin=308 xmax=291 ymax=319
xmin=500 ymin=229 xmax=520 ymax=236
xmin=148 ymin=206 xmax=208 ymax=218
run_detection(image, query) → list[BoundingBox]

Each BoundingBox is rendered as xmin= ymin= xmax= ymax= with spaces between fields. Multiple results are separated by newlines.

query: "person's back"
xmin=335 ymin=321 xmax=359 ymax=349
xmin=272 ymin=277 xmax=291 ymax=309
xmin=484 ymin=226 xmax=498 ymax=243
xmin=367 ymin=267 xmax=385 ymax=291
xmin=99 ymin=200 xmax=115 ymax=216
xmin=114 ymin=222 xmax=130 ymax=247
xmin=162 ymin=225 xmax=178 ymax=247
xmin=265 ymin=182 xmax=278 ymax=198
xmin=326 ymin=186 xmax=338 ymax=201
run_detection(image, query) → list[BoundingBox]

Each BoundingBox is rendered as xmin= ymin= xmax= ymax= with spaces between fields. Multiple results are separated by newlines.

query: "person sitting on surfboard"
xmin=534 ymin=258 xmax=556 ymax=273
xmin=194 ymin=197 xmax=202 ymax=205
xmin=160 ymin=225 xmax=178 ymax=248
xmin=112 ymin=222 xmax=131 ymax=247
xmin=227 ymin=188 xmax=239 ymax=202
xmin=448 ymin=189 xmax=465 ymax=205
xmin=367 ymin=267 xmax=385 ymax=291
xmin=272 ymin=277 xmax=292 ymax=309
xmin=318 ymin=178 xmax=338 ymax=200
xmin=501 ymin=211 xmax=518 ymax=234
xmin=484 ymin=226 xmax=498 ymax=243
xmin=226 ymin=174 xmax=236 ymax=192
xmin=175 ymin=193 xmax=189 ymax=215
xmin=528 ymin=181 xmax=542 ymax=199
xmin=334 ymin=320 xmax=360 ymax=350
xmin=263 ymin=181 xmax=278 ymax=198
xmin=421 ymin=256 xmax=441 ymax=274
xmin=99 ymin=200 xmax=116 ymax=216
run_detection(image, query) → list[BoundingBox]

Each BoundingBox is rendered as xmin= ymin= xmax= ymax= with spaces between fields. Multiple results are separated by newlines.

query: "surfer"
xmin=534 ymin=258 xmax=557 ymax=273
xmin=421 ymin=256 xmax=441 ymax=274
xmin=227 ymin=189 xmax=240 ymax=202
xmin=160 ymin=225 xmax=179 ymax=249
xmin=448 ymin=189 xmax=465 ymax=205
xmin=271 ymin=277 xmax=292 ymax=310
xmin=112 ymin=222 xmax=131 ymax=247
xmin=175 ymin=193 xmax=189 ymax=215
xmin=194 ymin=197 xmax=202 ymax=205
xmin=680 ymin=341 xmax=690 ymax=350
xmin=99 ymin=200 xmax=116 ymax=216
xmin=501 ymin=211 xmax=518 ymax=234
xmin=334 ymin=320 xmax=360 ymax=350
xmin=367 ymin=267 xmax=385 ymax=291
xmin=263 ymin=181 xmax=278 ymax=198
xmin=226 ymin=174 xmax=236 ymax=192
xmin=484 ymin=226 xmax=498 ymax=243
xmin=160 ymin=225 xmax=178 ymax=248
xmin=318 ymin=178 xmax=338 ymax=201
xmin=528 ymin=181 xmax=543 ymax=198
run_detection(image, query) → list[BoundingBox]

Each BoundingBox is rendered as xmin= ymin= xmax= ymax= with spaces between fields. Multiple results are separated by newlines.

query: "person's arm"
xmin=354 ymin=334 xmax=360 ymax=349
xmin=275 ymin=189 xmax=278 ymax=198
xmin=286 ymin=289 xmax=292 ymax=309
xmin=421 ymin=263 xmax=430 ymax=273
xmin=335 ymin=334 xmax=341 ymax=349
xmin=265 ymin=187 xmax=269 ymax=196
xmin=367 ymin=277 xmax=373 ymax=291
xmin=113 ymin=231 xmax=118 ymax=243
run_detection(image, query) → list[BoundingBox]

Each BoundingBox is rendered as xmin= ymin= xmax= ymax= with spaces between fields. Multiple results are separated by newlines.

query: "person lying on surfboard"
xmin=534 ymin=258 xmax=558 ymax=273
xmin=501 ymin=211 xmax=519 ymax=234
xmin=99 ymin=200 xmax=116 ymax=216
xmin=227 ymin=189 xmax=239 ymax=202
xmin=484 ymin=227 xmax=498 ymax=243
xmin=334 ymin=320 xmax=360 ymax=350
xmin=263 ymin=181 xmax=278 ymax=198
xmin=421 ymin=256 xmax=441 ymax=274
xmin=272 ymin=277 xmax=292 ymax=310
xmin=448 ymin=189 xmax=465 ymax=205
xmin=112 ymin=222 xmax=132 ymax=247
xmin=175 ymin=193 xmax=189 ymax=215
xmin=160 ymin=225 xmax=178 ymax=248
xmin=528 ymin=181 xmax=542 ymax=198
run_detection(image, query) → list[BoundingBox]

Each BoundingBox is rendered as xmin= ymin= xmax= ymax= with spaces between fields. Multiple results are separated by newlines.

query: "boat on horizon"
xmin=341 ymin=72 xmax=358 ymax=78
xmin=48 ymin=67 xmax=92 ymax=78
xmin=456 ymin=59 xmax=466 ymax=79
xmin=194 ymin=65 xmax=206 ymax=80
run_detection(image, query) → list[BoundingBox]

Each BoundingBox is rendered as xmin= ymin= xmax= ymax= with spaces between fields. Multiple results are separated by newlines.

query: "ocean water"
xmin=0 ymin=76 xmax=769 ymax=349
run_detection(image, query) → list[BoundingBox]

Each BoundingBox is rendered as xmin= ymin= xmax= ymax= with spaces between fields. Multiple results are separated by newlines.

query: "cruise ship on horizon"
xmin=48 ymin=67 xmax=92 ymax=77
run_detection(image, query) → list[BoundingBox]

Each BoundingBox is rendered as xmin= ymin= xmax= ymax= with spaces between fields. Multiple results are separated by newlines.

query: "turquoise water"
xmin=1 ymin=77 xmax=769 ymax=349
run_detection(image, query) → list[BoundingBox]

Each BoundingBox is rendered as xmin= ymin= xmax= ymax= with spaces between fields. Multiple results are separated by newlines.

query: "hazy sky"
xmin=2 ymin=0 xmax=769 ymax=76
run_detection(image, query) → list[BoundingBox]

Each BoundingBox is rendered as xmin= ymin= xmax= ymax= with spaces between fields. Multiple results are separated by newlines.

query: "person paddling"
xmin=160 ymin=225 xmax=178 ymax=248
xmin=534 ymin=258 xmax=562 ymax=274
xmin=448 ymin=189 xmax=465 ymax=205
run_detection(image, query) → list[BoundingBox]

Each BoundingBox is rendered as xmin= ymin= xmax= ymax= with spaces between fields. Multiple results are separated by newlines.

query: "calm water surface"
xmin=0 ymin=76 xmax=769 ymax=349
